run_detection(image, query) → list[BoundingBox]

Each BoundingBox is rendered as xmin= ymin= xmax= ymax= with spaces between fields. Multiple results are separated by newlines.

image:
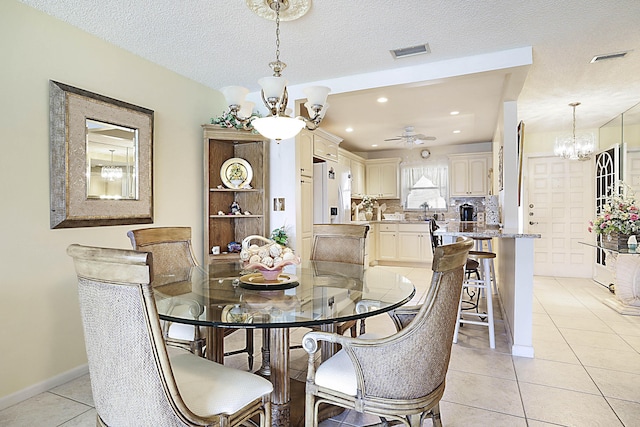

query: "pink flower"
xmin=588 ymin=226 xmax=593 ymax=233
xmin=604 ymin=214 xmax=611 ymax=220
xmin=600 ymin=223 xmax=607 ymax=229
xmin=631 ymin=213 xmax=639 ymax=221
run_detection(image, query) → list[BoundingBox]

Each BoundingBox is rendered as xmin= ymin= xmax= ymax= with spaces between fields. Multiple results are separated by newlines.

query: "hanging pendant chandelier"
xmin=101 ymin=149 xmax=123 ymax=181
xmin=554 ymin=102 xmax=595 ymax=161
xmin=220 ymin=0 xmax=330 ymax=141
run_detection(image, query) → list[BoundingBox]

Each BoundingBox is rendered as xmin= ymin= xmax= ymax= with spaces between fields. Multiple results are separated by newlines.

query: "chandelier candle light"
xmin=220 ymin=0 xmax=330 ymax=141
xmin=554 ymin=102 xmax=595 ymax=161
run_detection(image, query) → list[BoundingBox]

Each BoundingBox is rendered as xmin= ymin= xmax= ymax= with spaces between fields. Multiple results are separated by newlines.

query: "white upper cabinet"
xmin=449 ymin=153 xmax=492 ymax=197
xmin=366 ymin=158 xmax=401 ymax=198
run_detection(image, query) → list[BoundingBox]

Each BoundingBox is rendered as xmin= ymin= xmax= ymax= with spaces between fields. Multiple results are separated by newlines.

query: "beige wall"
xmin=0 ymin=1 xmax=225 ymax=401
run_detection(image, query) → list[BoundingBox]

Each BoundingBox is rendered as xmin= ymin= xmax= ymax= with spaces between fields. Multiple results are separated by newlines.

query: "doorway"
xmin=526 ymin=156 xmax=594 ymax=277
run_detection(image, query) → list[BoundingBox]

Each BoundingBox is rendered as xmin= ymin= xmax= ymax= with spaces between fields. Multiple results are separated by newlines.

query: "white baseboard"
xmin=0 ymin=364 xmax=89 ymax=411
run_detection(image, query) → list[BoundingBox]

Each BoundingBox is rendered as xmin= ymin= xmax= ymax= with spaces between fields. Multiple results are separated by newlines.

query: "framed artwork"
xmin=49 ymin=80 xmax=154 ymax=228
xmin=517 ymin=121 xmax=525 ymax=206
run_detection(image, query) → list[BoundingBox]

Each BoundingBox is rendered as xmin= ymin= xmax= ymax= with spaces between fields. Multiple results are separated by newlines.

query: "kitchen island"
xmin=435 ymin=222 xmax=540 ymax=358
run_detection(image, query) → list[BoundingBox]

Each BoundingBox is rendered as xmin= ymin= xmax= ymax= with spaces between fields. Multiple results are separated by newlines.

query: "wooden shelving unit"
xmin=203 ymin=125 xmax=269 ymax=264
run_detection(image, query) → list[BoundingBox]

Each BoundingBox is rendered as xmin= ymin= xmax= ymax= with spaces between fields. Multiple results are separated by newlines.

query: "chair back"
xmin=428 ymin=219 xmax=441 ymax=251
xmin=127 ymin=227 xmax=199 ymax=281
xmin=311 ymin=224 xmax=369 ymax=265
xmin=350 ymin=237 xmax=472 ymax=400
xmin=67 ymin=244 xmax=199 ymax=426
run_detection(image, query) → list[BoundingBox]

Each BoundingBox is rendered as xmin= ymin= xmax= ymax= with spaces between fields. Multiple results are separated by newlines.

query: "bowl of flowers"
xmin=589 ymin=182 xmax=640 ymax=249
xmin=240 ymin=235 xmax=299 ymax=281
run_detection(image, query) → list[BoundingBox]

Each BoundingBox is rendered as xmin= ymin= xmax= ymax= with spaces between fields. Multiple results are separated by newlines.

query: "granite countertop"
xmin=433 ymin=222 xmax=541 ymax=239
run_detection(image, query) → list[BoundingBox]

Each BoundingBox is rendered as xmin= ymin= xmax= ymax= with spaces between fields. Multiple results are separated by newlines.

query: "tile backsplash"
xmin=352 ymin=196 xmax=493 ymax=222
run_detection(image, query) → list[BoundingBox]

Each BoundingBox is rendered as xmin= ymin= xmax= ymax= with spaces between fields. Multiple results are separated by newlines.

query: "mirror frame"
xmin=49 ymin=80 xmax=154 ymax=228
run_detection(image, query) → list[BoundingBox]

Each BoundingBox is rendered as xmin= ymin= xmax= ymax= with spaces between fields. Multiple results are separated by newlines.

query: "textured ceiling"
xmin=19 ymin=0 xmax=640 ymax=152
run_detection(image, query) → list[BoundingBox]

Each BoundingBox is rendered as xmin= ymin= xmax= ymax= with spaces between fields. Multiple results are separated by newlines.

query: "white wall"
xmin=0 ymin=1 xmax=226 ymax=404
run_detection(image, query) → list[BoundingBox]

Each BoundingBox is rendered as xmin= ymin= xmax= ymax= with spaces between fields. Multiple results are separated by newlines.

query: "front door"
xmin=526 ymin=156 xmax=594 ymax=277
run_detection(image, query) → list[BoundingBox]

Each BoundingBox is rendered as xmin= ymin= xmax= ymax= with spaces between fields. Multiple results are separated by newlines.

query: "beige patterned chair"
xmin=127 ymin=227 xmax=254 ymax=368
xmin=311 ymin=224 xmax=370 ymax=338
xmin=67 ymin=244 xmax=272 ymax=427
xmin=302 ymin=237 xmax=473 ymax=427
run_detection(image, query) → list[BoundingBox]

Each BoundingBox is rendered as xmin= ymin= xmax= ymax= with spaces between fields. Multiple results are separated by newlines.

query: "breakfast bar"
xmin=435 ymin=222 xmax=541 ymax=358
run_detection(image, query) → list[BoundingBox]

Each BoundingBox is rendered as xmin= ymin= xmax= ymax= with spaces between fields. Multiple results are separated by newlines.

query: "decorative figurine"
xmin=230 ymin=201 xmax=242 ymax=215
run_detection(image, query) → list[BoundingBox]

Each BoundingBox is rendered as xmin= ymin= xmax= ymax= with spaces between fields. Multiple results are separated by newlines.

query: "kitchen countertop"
xmin=433 ymin=222 xmax=540 ymax=239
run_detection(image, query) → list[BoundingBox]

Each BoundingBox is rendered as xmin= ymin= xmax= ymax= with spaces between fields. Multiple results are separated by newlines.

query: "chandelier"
xmin=101 ymin=149 xmax=123 ymax=181
xmin=220 ymin=0 xmax=330 ymax=141
xmin=554 ymin=102 xmax=595 ymax=161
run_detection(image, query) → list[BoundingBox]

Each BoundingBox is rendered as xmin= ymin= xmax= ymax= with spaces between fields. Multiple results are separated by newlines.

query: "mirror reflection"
xmin=86 ymin=119 xmax=138 ymax=199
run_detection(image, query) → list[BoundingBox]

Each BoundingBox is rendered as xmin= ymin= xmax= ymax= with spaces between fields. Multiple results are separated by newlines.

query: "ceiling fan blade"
xmin=384 ymin=137 xmax=402 ymax=141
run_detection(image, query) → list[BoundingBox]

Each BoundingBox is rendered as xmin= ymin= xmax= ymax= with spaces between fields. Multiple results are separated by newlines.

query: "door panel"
xmin=526 ymin=156 xmax=593 ymax=277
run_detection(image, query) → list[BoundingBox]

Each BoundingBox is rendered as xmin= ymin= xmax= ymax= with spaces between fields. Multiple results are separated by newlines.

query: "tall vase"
xmin=364 ymin=210 xmax=373 ymax=221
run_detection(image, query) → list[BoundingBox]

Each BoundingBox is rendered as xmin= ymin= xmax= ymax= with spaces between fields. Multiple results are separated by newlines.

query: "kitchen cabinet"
xmin=351 ymin=159 xmax=366 ymax=197
xmin=338 ymin=148 xmax=366 ymax=198
xmin=449 ymin=153 xmax=492 ymax=196
xmin=366 ymin=158 xmax=401 ymax=198
xmin=377 ymin=223 xmax=398 ymax=261
xmin=375 ymin=222 xmax=432 ymax=265
xmin=203 ymin=126 xmax=268 ymax=264
xmin=299 ymin=176 xmax=313 ymax=262
xmin=312 ymin=129 xmax=340 ymax=161
xmin=397 ymin=224 xmax=433 ymax=263
xmin=298 ymin=130 xmax=314 ymax=178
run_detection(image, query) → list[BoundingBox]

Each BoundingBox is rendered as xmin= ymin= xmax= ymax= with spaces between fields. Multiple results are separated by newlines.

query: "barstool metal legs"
xmin=453 ymin=255 xmax=495 ymax=349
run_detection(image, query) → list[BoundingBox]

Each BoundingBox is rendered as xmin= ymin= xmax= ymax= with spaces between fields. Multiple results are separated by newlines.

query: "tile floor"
xmin=2 ymin=267 xmax=640 ymax=426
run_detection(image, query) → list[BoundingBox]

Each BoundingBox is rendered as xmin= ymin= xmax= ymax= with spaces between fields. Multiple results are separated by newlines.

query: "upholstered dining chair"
xmin=127 ymin=227 xmax=254 ymax=368
xmin=67 ymin=244 xmax=272 ymax=427
xmin=310 ymin=224 xmax=370 ymax=338
xmin=302 ymin=237 xmax=473 ymax=427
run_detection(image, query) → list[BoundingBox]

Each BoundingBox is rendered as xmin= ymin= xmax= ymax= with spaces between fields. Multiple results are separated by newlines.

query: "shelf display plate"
xmin=220 ymin=157 xmax=253 ymax=189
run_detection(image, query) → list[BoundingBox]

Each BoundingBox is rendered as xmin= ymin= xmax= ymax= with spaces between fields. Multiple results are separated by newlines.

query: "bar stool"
xmin=473 ymin=237 xmax=497 ymax=294
xmin=453 ymin=250 xmax=496 ymax=349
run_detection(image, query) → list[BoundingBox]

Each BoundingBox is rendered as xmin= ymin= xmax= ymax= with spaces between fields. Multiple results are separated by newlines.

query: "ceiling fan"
xmin=384 ymin=126 xmax=436 ymax=146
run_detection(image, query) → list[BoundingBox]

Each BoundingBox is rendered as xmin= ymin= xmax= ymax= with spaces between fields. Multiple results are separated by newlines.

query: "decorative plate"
xmin=239 ymin=273 xmax=299 ymax=290
xmin=220 ymin=157 xmax=253 ymax=189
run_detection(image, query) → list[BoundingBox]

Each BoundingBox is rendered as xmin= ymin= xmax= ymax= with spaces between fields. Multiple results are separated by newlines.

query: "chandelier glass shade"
xmin=554 ymin=102 xmax=595 ymax=161
xmin=101 ymin=150 xmax=123 ymax=181
xmin=220 ymin=0 xmax=329 ymax=141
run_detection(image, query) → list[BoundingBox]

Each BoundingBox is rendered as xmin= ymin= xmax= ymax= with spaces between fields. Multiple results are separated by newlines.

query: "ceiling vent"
xmin=590 ymin=51 xmax=629 ymax=63
xmin=390 ymin=43 xmax=431 ymax=59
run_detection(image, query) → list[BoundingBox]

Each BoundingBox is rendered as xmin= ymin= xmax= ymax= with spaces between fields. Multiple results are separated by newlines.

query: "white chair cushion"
xmin=169 ymin=351 xmax=272 ymax=416
xmin=314 ymin=333 xmax=381 ymax=396
xmin=167 ymin=322 xmax=199 ymax=341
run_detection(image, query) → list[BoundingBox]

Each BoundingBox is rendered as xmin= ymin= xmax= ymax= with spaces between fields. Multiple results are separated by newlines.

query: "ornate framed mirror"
xmin=49 ymin=80 xmax=153 ymax=228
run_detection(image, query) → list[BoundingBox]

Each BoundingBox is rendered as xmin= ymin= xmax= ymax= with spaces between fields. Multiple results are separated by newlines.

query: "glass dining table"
xmin=153 ymin=260 xmax=415 ymax=427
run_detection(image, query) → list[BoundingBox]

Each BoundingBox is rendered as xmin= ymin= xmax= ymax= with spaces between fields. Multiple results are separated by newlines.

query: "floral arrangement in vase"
xmin=361 ymin=195 xmax=377 ymax=213
xmin=211 ymin=110 xmax=262 ymax=132
xmin=589 ymin=182 xmax=639 ymax=236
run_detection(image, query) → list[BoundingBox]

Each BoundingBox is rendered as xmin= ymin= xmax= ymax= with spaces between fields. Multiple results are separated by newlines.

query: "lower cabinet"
xmin=375 ymin=223 xmax=433 ymax=264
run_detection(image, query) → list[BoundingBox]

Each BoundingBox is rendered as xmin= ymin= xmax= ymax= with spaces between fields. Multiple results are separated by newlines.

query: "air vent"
xmin=390 ymin=43 xmax=431 ymax=59
xmin=590 ymin=51 xmax=629 ymax=63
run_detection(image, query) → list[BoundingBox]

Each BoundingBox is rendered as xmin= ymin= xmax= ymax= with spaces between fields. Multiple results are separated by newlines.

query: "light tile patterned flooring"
xmin=2 ymin=267 xmax=640 ymax=426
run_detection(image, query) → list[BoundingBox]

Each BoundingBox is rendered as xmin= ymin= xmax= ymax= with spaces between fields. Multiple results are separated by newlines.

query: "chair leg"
xmin=407 ymin=413 xmax=422 ymax=427
xmin=453 ymin=289 xmax=464 ymax=344
xmin=430 ymin=402 xmax=443 ymax=427
xmin=246 ymin=329 xmax=254 ymax=371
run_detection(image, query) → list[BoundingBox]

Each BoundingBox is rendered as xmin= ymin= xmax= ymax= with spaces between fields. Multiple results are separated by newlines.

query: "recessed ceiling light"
xmin=377 ymin=97 xmax=388 ymax=103
xmin=453 ymin=130 xmax=461 ymax=134
xmin=450 ymin=111 xmax=460 ymax=115
xmin=371 ymin=144 xmax=378 ymax=147
xmin=345 ymin=127 xmax=353 ymax=133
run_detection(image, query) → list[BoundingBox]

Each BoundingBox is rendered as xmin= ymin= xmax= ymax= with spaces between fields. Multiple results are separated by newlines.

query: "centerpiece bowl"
xmin=240 ymin=235 xmax=300 ymax=282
